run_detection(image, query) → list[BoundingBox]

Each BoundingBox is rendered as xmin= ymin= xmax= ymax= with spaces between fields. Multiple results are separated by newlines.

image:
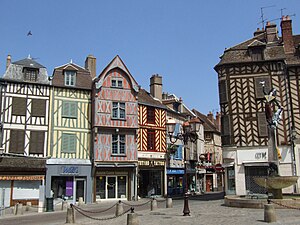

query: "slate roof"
xmin=215 ymin=32 xmax=300 ymax=68
xmin=138 ymin=88 xmax=167 ymax=109
xmin=13 ymin=58 xmax=45 ymax=68
xmin=192 ymin=109 xmax=220 ymax=133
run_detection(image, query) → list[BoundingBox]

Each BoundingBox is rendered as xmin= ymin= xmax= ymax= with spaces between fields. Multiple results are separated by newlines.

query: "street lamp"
xmin=167 ymin=117 xmax=201 ymax=216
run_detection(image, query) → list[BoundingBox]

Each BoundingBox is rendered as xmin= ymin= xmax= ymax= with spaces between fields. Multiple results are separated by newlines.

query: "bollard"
xmin=15 ymin=203 xmax=23 ymax=215
xmin=127 ymin=208 xmax=139 ymax=225
xmin=61 ymin=200 xmax=68 ymax=211
xmin=26 ymin=202 xmax=32 ymax=211
xmin=151 ymin=198 xmax=157 ymax=211
xmin=66 ymin=205 xmax=75 ymax=224
xmin=78 ymin=197 xmax=84 ymax=206
xmin=264 ymin=203 xmax=276 ymax=223
xmin=115 ymin=200 xmax=124 ymax=217
xmin=166 ymin=197 xmax=173 ymax=208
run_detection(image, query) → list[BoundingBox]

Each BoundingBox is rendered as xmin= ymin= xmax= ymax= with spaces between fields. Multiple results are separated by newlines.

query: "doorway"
xmin=75 ymin=179 xmax=85 ymax=202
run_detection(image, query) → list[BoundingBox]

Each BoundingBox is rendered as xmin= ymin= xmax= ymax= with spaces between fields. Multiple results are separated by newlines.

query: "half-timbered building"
xmin=92 ymin=56 xmax=139 ymax=201
xmin=215 ymin=16 xmax=300 ymax=195
xmin=46 ymin=55 xmax=95 ymax=203
xmin=0 ymin=55 xmax=50 ymax=207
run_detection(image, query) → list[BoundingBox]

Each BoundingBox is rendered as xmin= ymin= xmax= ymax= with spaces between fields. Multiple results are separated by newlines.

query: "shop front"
xmin=166 ymin=169 xmax=184 ymax=196
xmin=46 ymin=159 xmax=92 ymax=204
xmin=94 ymin=163 xmax=137 ymax=201
xmin=138 ymin=160 xmax=165 ymax=197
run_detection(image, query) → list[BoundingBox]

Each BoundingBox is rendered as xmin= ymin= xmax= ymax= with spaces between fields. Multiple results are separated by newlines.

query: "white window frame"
xmin=112 ymin=134 xmax=126 ymax=155
xmin=65 ymin=70 xmax=76 ymax=86
xmin=112 ymin=102 xmax=126 ymax=119
xmin=111 ymin=77 xmax=123 ymax=88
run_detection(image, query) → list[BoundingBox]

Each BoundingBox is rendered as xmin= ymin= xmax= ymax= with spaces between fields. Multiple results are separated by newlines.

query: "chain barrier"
xmin=269 ymin=199 xmax=300 ymax=210
xmin=120 ymin=199 xmax=152 ymax=207
xmin=28 ymin=205 xmax=46 ymax=209
xmin=156 ymin=198 xmax=167 ymax=203
xmin=71 ymin=204 xmax=132 ymax=221
xmin=71 ymin=201 xmax=118 ymax=214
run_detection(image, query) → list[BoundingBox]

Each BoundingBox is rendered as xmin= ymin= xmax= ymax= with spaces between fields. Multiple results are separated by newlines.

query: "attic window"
xmin=64 ymin=70 xmax=76 ymax=86
xmin=250 ymin=47 xmax=264 ymax=61
xmin=111 ymin=77 xmax=123 ymax=88
xmin=24 ymin=68 xmax=38 ymax=81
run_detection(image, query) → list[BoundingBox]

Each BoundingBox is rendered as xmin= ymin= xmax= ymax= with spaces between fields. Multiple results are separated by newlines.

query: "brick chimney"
xmin=254 ymin=28 xmax=264 ymax=37
xmin=150 ymin=74 xmax=162 ymax=101
xmin=85 ymin=54 xmax=96 ymax=79
xmin=207 ymin=111 xmax=214 ymax=123
xmin=281 ymin=15 xmax=294 ymax=54
xmin=265 ymin=22 xmax=279 ymax=43
xmin=6 ymin=55 xmax=11 ymax=70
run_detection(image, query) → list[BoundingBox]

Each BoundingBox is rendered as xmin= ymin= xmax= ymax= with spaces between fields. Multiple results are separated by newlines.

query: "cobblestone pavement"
xmin=1 ymin=197 xmax=300 ymax=225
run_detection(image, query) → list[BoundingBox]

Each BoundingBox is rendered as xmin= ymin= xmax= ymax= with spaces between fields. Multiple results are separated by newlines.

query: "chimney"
xmin=215 ymin=112 xmax=221 ymax=132
xmin=6 ymin=55 xmax=11 ymax=70
xmin=254 ymin=28 xmax=264 ymax=37
xmin=207 ymin=111 xmax=214 ymax=123
xmin=265 ymin=22 xmax=279 ymax=43
xmin=281 ymin=16 xmax=294 ymax=54
xmin=85 ymin=54 xmax=96 ymax=79
xmin=150 ymin=74 xmax=162 ymax=101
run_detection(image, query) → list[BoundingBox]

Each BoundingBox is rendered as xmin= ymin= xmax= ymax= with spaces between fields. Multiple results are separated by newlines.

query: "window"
xmin=9 ymin=130 xmax=25 ymax=154
xmin=111 ymin=78 xmax=123 ymax=88
xmin=147 ymin=130 xmax=155 ymax=151
xmin=218 ymin=80 xmax=228 ymax=104
xmin=31 ymin=99 xmax=46 ymax=117
xmin=255 ymin=77 xmax=271 ymax=99
xmin=250 ymin=48 xmax=264 ymax=61
xmin=257 ymin=112 xmax=268 ymax=137
xmin=112 ymin=102 xmax=126 ymax=119
xmin=29 ymin=131 xmax=45 ymax=154
xmin=62 ymin=101 xmax=77 ymax=118
xmin=12 ymin=97 xmax=26 ymax=116
xmin=64 ymin=71 xmax=76 ymax=86
xmin=24 ymin=68 xmax=38 ymax=81
xmin=147 ymin=107 xmax=155 ymax=124
xmin=174 ymin=145 xmax=183 ymax=160
xmin=61 ymin=133 xmax=76 ymax=153
xmin=112 ymin=134 xmax=126 ymax=155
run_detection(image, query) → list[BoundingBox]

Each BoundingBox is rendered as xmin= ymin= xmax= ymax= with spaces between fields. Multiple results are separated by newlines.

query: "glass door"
xmin=75 ymin=179 xmax=85 ymax=202
xmin=107 ymin=177 xmax=116 ymax=198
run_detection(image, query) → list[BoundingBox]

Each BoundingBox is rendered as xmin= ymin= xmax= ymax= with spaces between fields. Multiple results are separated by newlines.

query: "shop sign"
xmin=138 ymin=160 xmax=165 ymax=167
xmin=167 ymin=169 xmax=184 ymax=175
xmin=0 ymin=175 xmax=44 ymax=180
xmin=237 ymin=149 xmax=268 ymax=164
xmin=61 ymin=166 xmax=79 ymax=175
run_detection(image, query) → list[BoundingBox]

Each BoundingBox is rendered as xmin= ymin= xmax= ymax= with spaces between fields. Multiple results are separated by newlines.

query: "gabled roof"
xmin=248 ymin=40 xmax=266 ymax=47
xmin=96 ymin=55 xmax=139 ymax=92
xmin=192 ymin=109 xmax=220 ymax=134
xmin=138 ymin=88 xmax=167 ymax=109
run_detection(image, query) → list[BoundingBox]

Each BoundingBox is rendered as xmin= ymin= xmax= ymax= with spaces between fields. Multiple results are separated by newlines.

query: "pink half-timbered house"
xmin=92 ymin=56 xmax=139 ymax=201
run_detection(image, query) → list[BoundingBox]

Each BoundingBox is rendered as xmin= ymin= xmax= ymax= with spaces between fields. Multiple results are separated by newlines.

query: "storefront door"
xmin=107 ymin=177 xmax=116 ymax=198
xmin=75 ymin=179 xmax=85 ymax=202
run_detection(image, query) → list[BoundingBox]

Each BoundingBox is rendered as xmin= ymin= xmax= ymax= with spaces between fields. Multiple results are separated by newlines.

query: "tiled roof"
xmin=138 ymin=88 xmax=167 ymax=109
xmin=13 ymin=58 xmax=45 ymax=68
xmin=192 ymin=109 xmax=220 ymax=133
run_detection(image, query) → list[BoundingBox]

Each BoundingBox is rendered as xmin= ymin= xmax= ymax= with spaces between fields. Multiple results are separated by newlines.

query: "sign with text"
xmin=237 ymin=149 xmax=268 ymax=165
xmin=61 ymin=166 xmax=79 ymax=175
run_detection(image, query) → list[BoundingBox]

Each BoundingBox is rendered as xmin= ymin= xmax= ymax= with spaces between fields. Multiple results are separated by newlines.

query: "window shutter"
xmin=257 ymin=112 xmax=268 ymax=137
xmin=70 ymin=102 xmax=77 ymax=118
xmin=10 ymin=130 xmax=25 ymax=154
xmin=174 ymin=123 xmax=180 ymax=136
xmin=177 ymin=145 xmax=183 ymax=159
xmin=69 ymin=135 xmax=76 ymax=152
xmin=29 ymin=131 xmax=45 ymax=154
xmin=62 ymin=102 xmax=69 ymax=117
xmin=255 ymin=76 xmax=271 ymax=99
xmin=31 ymin=99 xmax=46 ymax=117
xmin=219 ymin=80 xmax=228 ymax=104
xmin=12 ymin=97 xmax=26 ymax=116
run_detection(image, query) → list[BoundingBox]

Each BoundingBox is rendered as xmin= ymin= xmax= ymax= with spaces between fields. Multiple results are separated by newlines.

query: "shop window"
xmin=117 ymin=176 xmax=126 ymax=198
xmin=147 ymin=130 xmax=155 ymax=151
xmin=112 ymin=134 xmax=126 ymax=155
xmin=12 ymin=97 xmax=26 ymax=116
xmin=62 ymin=101 xmax=77 ymax=119
xmin=112 ymin=102 xmax=126 ymax=119
xmin=61 ymin=133 xmax=77 ymax=153
xmin=51 ymin=176 xmax=74 ymax=200
xmin=31 ymin=99 xmax=46 ymax=117
xmin=29 ymin=131 xmax=45 ymax=155
xmin=147 ymin=106 xmax=155 ymax=124
xmin=9 ymin=129 xmax=25 ymax=154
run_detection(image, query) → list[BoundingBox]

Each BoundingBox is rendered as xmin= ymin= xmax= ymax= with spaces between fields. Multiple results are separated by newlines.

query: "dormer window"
xmin=250 ymin=47 xmax=264 ymax=61
xmin=24 ymin=68 xmax=38 ymax=81
xmin=111 ymin=77 xmax=123 ymax=88
xmin=65 ymin=70 xmax=76 ymax=86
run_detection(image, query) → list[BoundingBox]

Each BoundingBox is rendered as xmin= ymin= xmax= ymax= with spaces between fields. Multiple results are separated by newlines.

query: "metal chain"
xmin=120 ymin=199 xmax=151 ymax=207
xmin=72 ymin=204 xmax=132 ymax=221
xmin=71 ymin=202 xmax=118 ymax=214
xmin=269 ymin=199 xmax=300 ymax=210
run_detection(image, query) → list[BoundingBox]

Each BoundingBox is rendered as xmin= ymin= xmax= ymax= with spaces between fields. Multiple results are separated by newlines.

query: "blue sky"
xmin=1 ymin=0 xmax=299 ymax=115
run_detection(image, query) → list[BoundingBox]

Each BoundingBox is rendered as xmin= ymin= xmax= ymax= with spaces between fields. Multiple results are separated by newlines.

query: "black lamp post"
xmin=167 ymin=117 xmax=201 ymax=216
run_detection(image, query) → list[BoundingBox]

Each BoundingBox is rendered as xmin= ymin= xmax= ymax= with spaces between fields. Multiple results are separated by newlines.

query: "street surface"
xmin=1 ymin=193 xmax=300 ymax=225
